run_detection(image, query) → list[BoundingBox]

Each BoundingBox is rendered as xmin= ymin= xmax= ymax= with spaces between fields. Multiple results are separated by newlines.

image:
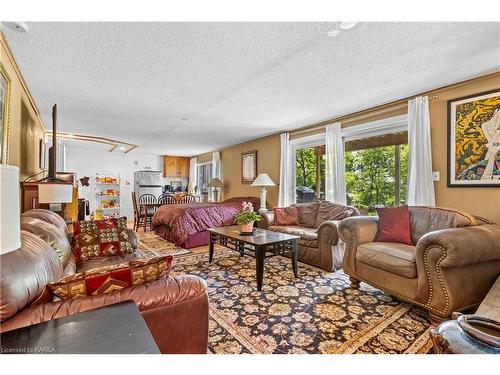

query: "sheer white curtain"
xmin=407 ymin=96 xmax=435 ymax=206
xmin=210 ymin=152 xmax=222 ymax=201
xmin=325 ymin=122 xmax=347 ymax=205
xmin=189 ymin=157 xmax=197 ymax=193
xmin=278 ymin=132 xmax=293 ymax=207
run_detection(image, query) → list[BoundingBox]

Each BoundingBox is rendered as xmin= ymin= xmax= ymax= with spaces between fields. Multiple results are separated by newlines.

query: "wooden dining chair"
xmin=178 ymin=194 xmax=196 ymax=203
xmin=138 ymin=193 xmax=157 ymax=231
xmin=158 ymin=193 xmax=177 ymax=205
xmin=131 ymin=191 xmax=148 ymax=231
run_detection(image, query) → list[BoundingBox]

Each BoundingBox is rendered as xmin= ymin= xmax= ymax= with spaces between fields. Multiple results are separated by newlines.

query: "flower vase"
xmin=241 ymin=221 xmax=254 ymax=233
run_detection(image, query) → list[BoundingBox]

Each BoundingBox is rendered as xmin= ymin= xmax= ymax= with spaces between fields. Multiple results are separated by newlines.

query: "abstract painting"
xmin=448 ymin=89 xmax=500 ymax=187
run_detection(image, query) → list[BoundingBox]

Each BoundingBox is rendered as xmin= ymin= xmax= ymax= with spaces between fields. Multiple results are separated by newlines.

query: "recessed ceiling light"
xmin=2 ymin=22 xmax=29 ymax=33
xmin=326 ymin=29 xmax=341 ymax=37
xmin=338 ymin=21 xmax=357 ymax=30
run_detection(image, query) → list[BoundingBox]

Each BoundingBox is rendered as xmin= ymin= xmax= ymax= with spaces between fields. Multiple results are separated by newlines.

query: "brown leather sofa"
xmin=1 ymin=209 xmax=209 ymax=354
xmin=338 ymin=206 xmax=500 ymax=321
xmin=260 ymin=201 xmax=359 ymax=271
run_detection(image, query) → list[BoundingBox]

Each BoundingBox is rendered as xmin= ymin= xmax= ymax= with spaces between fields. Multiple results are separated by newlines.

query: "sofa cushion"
xmin=356 ymin=242 xmax=417 ymax=278
xmin=20 ymin=217 xmax=72 ymax=269
xmin=273 ymin=207 xmax=299 ymax=226
xmin=294 ymin=202 xmax=319 ymax=228
xmin=268 ymin=225 xmax=318 ymax=247
xmin=0 ymin=231 xmax=63 ymax=322
xmin=375 ymin=205 xmax=412 ymax=245
xmin=73 ymin=217 xmax=134 ymax=263
xmin=409 ymin=206 xmax=478 ymax=245
xmin=48 ymin=255 xmax=173 ymax=300
xmin=315 ymin=201 xmax=359 ymax=227
xmin=21 ymin=209 xmax=71 ymax=241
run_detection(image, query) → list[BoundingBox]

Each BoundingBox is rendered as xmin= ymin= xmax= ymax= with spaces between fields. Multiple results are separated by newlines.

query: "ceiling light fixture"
xmin=2 ymin=22 xmax=29 ymax=33
xmin=338 ymin=21 xmax=358 ymax=30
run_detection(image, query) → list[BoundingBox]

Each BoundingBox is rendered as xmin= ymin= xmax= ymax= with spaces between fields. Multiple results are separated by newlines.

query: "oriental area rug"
xmin=170 ymin=249 xmax=435 ymax=354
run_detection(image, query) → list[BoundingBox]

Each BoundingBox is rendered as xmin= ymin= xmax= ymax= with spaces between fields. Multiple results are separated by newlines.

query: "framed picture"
xmin=0 ymin=62 xmax=11 ymax=164
xmin=447 ymin=89 xmax=500 ymax=187
xmin=241 ymin=150 xmax=257 ymax=184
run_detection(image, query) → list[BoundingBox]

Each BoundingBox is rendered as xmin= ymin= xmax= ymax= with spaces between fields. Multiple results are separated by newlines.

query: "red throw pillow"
xmin=48 ymin=255 xmax=173 ymax=300
xmin=375 ymin=206 xmax=413 ymax=245
xmin=73 ymin=217 xmax=133 ymax=263
xmin=274 ymin=207 xmax=299 ymax=226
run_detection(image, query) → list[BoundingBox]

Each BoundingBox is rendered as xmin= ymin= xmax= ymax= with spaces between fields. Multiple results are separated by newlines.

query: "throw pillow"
xmin=48 ymin=255 xmax=173 ymax=300
xmin=273 ymin=207 xmax=300 ymax=226
xmin=375 ymin=205 xmax=413 ymax=245
xmin=73 ymin=217 xmax=133 ymax=263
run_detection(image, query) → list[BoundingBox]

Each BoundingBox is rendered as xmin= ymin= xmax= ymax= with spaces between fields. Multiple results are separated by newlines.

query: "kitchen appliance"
xmin=134 ymin=170 xmax=163 ymax=199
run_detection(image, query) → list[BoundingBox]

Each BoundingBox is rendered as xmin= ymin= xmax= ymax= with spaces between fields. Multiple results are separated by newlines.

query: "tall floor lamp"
xmin=1 ymin=165 xmax=21 ymax=255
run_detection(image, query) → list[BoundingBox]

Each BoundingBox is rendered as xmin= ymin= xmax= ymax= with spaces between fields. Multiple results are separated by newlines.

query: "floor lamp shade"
xmin=1 ymin=165 xmax=21 ymax=254
xmin=38 ymin=183 xmax=73 ymax=203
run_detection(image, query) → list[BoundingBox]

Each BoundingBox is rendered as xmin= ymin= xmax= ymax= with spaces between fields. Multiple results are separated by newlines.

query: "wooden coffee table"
xmin=208 ymin=226 xmax=300 ymax=291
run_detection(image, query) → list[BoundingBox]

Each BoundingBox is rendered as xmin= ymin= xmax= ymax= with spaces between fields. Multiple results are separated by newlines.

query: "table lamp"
xmin=38 ymin=182 xmax=73 ymax=219
xmin=207 ymin=178 xmax=224 ymax=202
xmin=1 ymin=165 xmax=21 ymax=254
xmin=251 ymin=173 xmax=276 ymax=212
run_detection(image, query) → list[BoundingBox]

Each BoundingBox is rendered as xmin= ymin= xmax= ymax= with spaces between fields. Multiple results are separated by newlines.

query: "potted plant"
xmin=235 ymin=201 xmax=261 ymax=233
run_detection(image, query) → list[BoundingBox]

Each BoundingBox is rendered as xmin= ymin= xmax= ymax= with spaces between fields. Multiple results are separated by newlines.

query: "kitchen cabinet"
xmin=163 ymin=156 xmax=190 ymax=177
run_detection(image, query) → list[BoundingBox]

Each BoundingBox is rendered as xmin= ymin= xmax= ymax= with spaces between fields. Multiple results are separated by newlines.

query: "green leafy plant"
xmin=235 ymin=201 xmax=262 ymax=225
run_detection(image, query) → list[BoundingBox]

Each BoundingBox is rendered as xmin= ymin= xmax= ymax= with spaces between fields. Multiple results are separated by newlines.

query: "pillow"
xmin=73 ymin=217 xmax=133 ymax=263
xmin=48 ymin=255 xmax=173 ymax=300
xmin=375 ymin=205 xmax=413 ymax=245
xmin=273 ymin=207 xmax=300 ymax=226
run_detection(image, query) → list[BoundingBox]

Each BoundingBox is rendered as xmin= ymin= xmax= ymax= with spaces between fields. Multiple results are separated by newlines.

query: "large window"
xmin=196 ymin=162 xmax=212 ymax=193
xmin=295 ymin=146 xmax=326 ymax=203
xmin=345 ymin=137 xmax=408 ymax=214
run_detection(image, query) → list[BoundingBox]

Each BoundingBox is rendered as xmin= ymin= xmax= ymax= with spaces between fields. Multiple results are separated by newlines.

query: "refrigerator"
xmin=134 ymin=170 xmax=163 ymax=199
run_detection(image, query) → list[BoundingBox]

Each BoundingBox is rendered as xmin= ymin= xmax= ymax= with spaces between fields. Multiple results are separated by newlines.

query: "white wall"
xmin=65 ymin=147 xmax=163 ymax=220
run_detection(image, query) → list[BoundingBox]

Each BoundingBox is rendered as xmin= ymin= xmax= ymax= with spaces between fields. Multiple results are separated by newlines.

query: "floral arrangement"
xmin=235 ymin=201 xmax=261 ymax=225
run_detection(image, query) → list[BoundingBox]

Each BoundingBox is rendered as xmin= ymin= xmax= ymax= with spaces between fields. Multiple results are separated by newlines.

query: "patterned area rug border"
xmin=135 ymin=232 xmax=191 ymax=257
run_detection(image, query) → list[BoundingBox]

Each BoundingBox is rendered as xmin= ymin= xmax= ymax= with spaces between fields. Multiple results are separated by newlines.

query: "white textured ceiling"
xmin=3 ymin=22 xmax=500 ymax=156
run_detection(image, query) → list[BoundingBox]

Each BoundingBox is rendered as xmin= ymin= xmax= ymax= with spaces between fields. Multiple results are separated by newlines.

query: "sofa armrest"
xmin=259 ymin=210 xmax=275 ymax=229
xmin=338 ymin=216 xmax=379 ymax=245
xmin=318 ymin=220 xmax=340 ymax=247
xmin=415 ymin=225 xmax=500 ymax=318
xmin=338 ymin=216 xmax=379 ymax=275
xmin=1 ymin=274 xmax=207 ymax=333
xmin=127 ymin=228 xmax=138 ymax=249
xmin=416 ymin=225 xmax=500 ymax=268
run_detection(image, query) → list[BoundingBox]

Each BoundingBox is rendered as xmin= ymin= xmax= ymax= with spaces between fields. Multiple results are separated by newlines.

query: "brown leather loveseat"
xmin=260 ymin=201 xmax=359 ymax=271
xmin=0 ymin=209 xmax=209 ymax=354
xmin=338 ymin=206 xmax=500 ymax=321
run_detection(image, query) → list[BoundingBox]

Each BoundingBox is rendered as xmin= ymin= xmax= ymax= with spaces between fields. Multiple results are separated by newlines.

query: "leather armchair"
xmin=339 ymin=207 xmax=500 ymax=321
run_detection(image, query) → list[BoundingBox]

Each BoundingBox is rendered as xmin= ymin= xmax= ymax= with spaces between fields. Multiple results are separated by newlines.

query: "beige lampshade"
xmin=1 ymin=165 xmax=21 ymax=254
xmin=251 ymin=173 xmax=276 ymax=186
xmin=208 ymin=178 xmax=224 ymax=188
xmin=38 ymin=183 xmax=73 ymax=203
